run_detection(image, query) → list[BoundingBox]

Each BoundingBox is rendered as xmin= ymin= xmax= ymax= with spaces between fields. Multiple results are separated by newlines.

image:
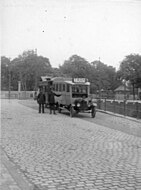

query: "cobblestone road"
xmin=1 ymin=99 xmax=141 ymax=190
xmin=19 ymin=99 xmax=141 ymax=138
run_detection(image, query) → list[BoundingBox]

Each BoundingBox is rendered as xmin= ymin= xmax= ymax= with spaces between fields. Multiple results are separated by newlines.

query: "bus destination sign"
xmin=73 ymin=78 xmax=87 ymax=83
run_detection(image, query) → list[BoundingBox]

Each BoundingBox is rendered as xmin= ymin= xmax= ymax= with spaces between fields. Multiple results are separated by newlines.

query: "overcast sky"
xmin=1 ymin=0 xmax=141 ymax=70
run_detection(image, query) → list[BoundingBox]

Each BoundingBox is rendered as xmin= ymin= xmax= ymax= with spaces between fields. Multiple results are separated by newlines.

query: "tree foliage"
xmin=118 ymin=54 xmax=141 ymax=99
xmin=60 ymin=55 xmax=91 ymax=78
xmin=119 ymin=54 xmax=141 ymax=87
xmin=1 ymin=51 xmax=141 ymax=97
xmin=60 ymin=55 xmax=118 ymax=93
xmin=91 ymin=60 xmax=118 ymax=92
xmin=1 ymin=50 xmax=53 ymax=91
xmin=119 ymin=54 xmax=141 ymax=98
xmin=1 ymin=56 xmax=11 ymax=90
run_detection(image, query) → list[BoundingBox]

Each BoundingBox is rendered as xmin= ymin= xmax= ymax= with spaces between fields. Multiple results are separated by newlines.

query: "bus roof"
xmin=51 ymin=77 xmax=72 ymax=82
xmin=51 ymin=77 xmax=90 ymax=85
xmin=40 ymin=76 xmax=52 ymax=82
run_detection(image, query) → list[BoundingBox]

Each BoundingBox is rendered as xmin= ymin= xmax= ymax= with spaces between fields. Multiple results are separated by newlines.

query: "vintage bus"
xmin=51 ymin=77 xmax=97 ymax=117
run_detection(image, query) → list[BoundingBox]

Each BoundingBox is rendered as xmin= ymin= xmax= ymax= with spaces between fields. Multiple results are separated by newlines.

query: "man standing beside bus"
xmin=37 ymin=89 xmax=46 ymax=113
xmin=48 ymin=86 xmax=61 ymax=114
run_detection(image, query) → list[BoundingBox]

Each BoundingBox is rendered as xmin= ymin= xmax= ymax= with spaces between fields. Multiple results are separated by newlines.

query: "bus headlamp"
xmin=88 ymin=103 xmax=91 ymax=107
xmin=77 ymin=103 xmax=81 ymax=107
xmin=92 ymin=103 xmax=97 ymax=106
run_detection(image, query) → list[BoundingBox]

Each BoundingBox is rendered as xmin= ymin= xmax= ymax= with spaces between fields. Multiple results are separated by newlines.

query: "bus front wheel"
xmin=70 ymin=106 xmax=75 ymax=117
xmin=91 ymin=107 xmax=96 ymax=118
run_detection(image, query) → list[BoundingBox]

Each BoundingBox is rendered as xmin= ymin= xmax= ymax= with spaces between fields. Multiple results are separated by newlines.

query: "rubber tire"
xmin=70 ymin=107 xmax=75 ymax=117
xmin=91 ymin=107 xmax=96 ymax=118
xmin=58 ymin=108 xmax=61 ymax=113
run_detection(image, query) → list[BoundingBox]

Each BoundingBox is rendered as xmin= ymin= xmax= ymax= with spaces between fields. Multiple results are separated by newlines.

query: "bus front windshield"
xmin=72 ymin=85 xmax=88 ymax=98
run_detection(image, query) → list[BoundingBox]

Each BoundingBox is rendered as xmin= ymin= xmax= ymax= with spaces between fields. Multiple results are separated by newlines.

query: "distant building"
xmin=114 ymin=85 xmax=130 ymax=100
xmin=114 ymin=85 xmax=141 ymax=100
xmin=138 ymin=88 xmax=141 ymax=100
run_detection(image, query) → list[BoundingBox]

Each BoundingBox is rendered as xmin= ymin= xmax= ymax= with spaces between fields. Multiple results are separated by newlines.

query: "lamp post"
xmin=122 ymin=79 xmax=126 ymax=116
xmin=18 ymin=81 xmax=21 ymax=99
xmin=122 ymin=79 xmax=126 ymax=101
xmin=6 ymin=64 xmax=11 ymax=99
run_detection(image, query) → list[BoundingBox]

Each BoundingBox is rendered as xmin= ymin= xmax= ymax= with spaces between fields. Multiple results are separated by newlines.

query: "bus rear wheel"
xmin=58 ymin=107 xmax=62 ymax=113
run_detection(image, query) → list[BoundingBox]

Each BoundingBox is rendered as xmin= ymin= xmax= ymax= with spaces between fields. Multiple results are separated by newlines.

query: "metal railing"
xmin=97 ymin=98 xmax=141 ymax=119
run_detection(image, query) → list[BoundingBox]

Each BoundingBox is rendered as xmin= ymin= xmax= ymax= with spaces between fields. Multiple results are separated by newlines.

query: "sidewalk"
xmin=1 ymin=149 xmax=34 ymax=190
xmin=97 ymin=109 xmax=141 ymax=123
xmin=1 ymin=162 xmax=22 ymax=190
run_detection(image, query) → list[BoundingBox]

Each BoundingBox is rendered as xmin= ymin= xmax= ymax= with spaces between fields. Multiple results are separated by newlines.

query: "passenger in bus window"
xmin=37 ymin=89 xmax=46 ymax=113
xmin=48 ymin=86 xmax=61 ymax=114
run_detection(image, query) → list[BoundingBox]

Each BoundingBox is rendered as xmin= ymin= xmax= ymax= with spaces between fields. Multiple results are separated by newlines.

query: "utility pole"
xmin=6 ymin=64 xmax=11 ymax=99
xmin=98 ymin=57 xmax=101 ymax=99
xmin=18 ymin=81 xmax=21 ymax=99
xmin=122 ymin=79 xmax=126 ymax=116
xmin=35 ymin=48 xmax=37 ymax=55
xmin=8 ymin=69 xmax=11 ymax=99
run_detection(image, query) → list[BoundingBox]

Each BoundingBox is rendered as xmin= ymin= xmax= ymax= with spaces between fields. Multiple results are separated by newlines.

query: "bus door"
xmin=65 ymin=83 xmax=71 ymax=105
xmin=61 ymin=83 xmax=66 ymax=105
xmin=58 ymin=83 xmax=63 ymax=103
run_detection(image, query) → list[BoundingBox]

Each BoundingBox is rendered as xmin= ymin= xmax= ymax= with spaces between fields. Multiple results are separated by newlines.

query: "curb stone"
xmin=1 ymin=148 xmax=34 ymax=190
xmin=97 ymin=109 xmax=141 ymax=124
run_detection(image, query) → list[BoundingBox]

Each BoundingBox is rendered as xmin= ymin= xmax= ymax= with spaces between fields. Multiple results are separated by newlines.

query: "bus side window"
xmin=53 ymin=84 xmax=55 ymax=91
xmin=56 ymin=83 xmax=58 ymax=91
xmin=55 ymin=84 xmax=57 ymax=91
xmin=59 ymin=83 xmax=62 ymax=92
xmin=63 ymin=84 xmax=65 ymax=91
xmin=61 ymin=84 xmax=63 ymax=91
xmin=67 ymin=84 xmax=70 ymax=92
xmin=43 ymin=86 xmax=45 ymax=93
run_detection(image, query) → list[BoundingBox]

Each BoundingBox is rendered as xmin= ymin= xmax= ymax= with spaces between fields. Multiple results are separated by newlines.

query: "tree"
xmin=1 ymin=56 xmax=11 ymax=90
xmin=60 ymin=55 xmax=92 ymax=78
xmin=119 ymin=54 xmax=141 ymax=99
xmin=91 ymin=60 xmax=117 ymax=94
xmin=59 ymin=55 xmax=118 ymax=95
xmin=11 ymin=50 xmax=53 ymax=91
xmin=52 ymin=68 xmax=64 ymax=77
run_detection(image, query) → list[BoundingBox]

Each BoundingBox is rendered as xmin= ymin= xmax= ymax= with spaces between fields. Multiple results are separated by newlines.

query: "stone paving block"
xmin=9 ymin=185 xmax=21 ymax=190
xmin=67 ymin=185 xmax=76 ymax=189
xmin=56 ymin=186 xmax=66 ymax=190
xmin=98 ymin=188 xmax=109 ymax=190
xmin=74 ymin=188 xmax=85 ymax=190
xmin=125 ymin=187 xmax=136 ymax=190
xmin=1 ymin=185 xmax=10 ymax=190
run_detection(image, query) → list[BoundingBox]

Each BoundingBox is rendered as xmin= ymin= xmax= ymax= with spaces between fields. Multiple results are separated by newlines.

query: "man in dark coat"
xmin=48 ymin=87 xmax=61 ymax=114
xmin=37 ymin=90 xmax=46 ymax=113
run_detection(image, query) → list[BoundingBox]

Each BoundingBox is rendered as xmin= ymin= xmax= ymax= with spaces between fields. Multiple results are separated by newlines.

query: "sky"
xmin=1 ymin=0 xmax=141 ymax=70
